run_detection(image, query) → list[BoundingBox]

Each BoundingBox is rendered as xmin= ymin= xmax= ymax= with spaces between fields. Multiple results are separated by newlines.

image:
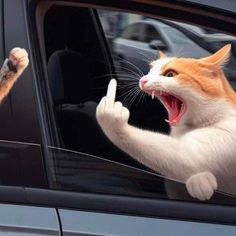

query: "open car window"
xmin=35 ymin=2 xmax=236 ymax=204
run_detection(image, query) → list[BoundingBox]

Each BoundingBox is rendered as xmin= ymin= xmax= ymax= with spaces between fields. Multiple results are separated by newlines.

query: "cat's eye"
xmin=164 ymin=71 xmax=177 ymax=77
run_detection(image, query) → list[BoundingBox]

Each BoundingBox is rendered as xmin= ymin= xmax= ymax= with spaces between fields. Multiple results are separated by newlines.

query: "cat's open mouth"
xmin=147 ymin=90 xmax=186 ymax=125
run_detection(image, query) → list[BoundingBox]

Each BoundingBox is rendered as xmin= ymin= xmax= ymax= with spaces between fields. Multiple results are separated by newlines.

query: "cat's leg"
xmin=186 ymin=172 xmax=217 ymax=201
xmin=97 ymin=80 xmax=189 ymax=179
xmin=0 ymin=47 xmax=29 ymax=102
xmin=97 ymin=80 xmax=218 ymax=196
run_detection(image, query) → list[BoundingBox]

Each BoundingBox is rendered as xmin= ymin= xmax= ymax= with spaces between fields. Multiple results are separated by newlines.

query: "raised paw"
xmin=186 ymin=172 xmax=217 ymax=201
xmin=9 ymin=47 xmax=29 ymax=71
xmin=96 ymin=79 xmax=130 ymax=140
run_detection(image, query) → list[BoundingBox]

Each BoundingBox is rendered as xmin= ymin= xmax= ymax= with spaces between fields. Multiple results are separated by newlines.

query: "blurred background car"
xmin=111 ymin=18 xmax=236 ymax=86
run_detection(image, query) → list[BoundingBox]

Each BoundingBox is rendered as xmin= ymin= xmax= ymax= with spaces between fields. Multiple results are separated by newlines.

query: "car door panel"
xmin=0 ymin=204 xmax=60 ymax=235
xmin=59 ymin=209 xmax=236 ymax=236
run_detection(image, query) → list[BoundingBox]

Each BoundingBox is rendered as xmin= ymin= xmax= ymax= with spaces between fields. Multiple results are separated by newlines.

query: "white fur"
xmin=96 ymin=58 xmax=236 ymax=201
xmin=150 ymin=58 xmax=173 ymax=75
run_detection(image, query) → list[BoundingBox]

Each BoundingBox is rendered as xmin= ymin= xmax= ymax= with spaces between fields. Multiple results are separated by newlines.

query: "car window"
xmin=48 ymin=145 xmax=236 ymax=204
xmin=120 ymin=23 xmax=143 ymax=41
xmin=163 ymin=26 xmax=193 ymax=44
xmin=0 ymin=140 xmax=47 ymax=187
xmin=49 ymin=145 xmax=167 ymax=198
xmin=143 ymin=24 xmax=162 ymax=43
xmin=35 ymin=2 xmax=236 ymax=203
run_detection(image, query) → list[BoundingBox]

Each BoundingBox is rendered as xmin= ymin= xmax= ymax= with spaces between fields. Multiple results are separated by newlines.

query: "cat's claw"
xmin=186 ymin=172 xmax=217 ymax=201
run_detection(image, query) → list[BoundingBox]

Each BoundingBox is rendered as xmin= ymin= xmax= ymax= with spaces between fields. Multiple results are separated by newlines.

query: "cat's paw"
xmin=186 ymin=172 xmax=217 ymax=201
xmin=9 ymin=48 xmax=29 ymax=71
xmin=96 ymin=79 xmax=130 ymax=139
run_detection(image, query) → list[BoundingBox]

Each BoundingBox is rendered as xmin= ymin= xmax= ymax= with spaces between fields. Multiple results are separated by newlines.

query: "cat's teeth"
xmin=165 ymin=119 xmax=170 ymax=123
xmin=152 ymin=90 xmax=155 ymax=99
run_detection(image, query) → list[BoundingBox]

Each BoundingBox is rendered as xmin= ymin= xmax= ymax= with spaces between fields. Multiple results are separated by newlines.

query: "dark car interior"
xmin=44 ymin=5 xmax=169 ymax=170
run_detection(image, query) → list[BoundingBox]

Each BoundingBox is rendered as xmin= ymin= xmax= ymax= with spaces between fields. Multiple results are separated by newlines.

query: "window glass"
xmin=120 ymin=23 xmax=142 ymax=41
xmin=49 ymin=146 xmax=236 ymax=205
xmin=49 ymin=146 xmax=166 ymax=198
xmin=0 ymin=140 xmax=47 ymax=187
xmin=143 ymin=25 xmax=162 ymax=43
xmin=163 ymin=26 xmax=193 ymax=44
xmin=40 ymin=3 xmax=236 ymax=203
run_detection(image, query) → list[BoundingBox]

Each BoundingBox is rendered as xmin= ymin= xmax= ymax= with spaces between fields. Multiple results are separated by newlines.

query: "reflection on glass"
xmin=0 ymin=134 xmax=234 ymax=204
xmin=0 ymin=140 xmax=46 ymax=187
xmin=48 ymin=145 xmax=236 ymax=204
xmin=49 ymin=145 xmax=166 ymax=197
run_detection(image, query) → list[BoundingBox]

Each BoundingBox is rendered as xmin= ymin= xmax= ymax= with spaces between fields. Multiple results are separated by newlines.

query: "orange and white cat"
xmin=0 ymin=47 xmax=29 ymax=102
xmin=96 ymin=44 xmax=236 ymax=201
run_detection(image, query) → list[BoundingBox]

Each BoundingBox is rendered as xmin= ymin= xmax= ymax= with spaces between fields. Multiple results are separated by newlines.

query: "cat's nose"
xmin=140 ymin=77 xmax=148 ymax=89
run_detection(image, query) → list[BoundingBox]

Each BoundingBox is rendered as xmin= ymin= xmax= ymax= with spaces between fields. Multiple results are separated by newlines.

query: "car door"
xmin=45 ymin=146 xmax=236 ymax=236
xmin=59 ymin=209 xmax=236 ymax=236
xmin=0 ymin=1 xmax=61 ymax=235
xmin=0 ymin=204 xmax=59 ymax=236
xmin=26 ymin=0 xmax=236 ymax=235
xmin=0 ymin=140 xmax=60 ymax=235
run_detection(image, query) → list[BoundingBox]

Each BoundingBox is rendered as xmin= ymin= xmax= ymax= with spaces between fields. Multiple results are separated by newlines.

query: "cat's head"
xmin=139 ymin=44 xmax=233 ymax=126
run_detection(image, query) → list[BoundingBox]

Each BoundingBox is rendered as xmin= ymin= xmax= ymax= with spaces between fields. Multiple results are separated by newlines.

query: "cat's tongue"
xmin=168 ymin=98 xmax=182 ymax=124
xmin=159 ymin=93 xmax=185 ymax=125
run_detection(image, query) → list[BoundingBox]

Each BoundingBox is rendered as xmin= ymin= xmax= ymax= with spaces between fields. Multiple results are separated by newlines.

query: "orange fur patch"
xmin=160 ymin=56 xmax=236 ymax=107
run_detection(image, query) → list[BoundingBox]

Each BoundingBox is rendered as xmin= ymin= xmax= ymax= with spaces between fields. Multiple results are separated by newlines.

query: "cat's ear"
xmin=199 ymin=44 xmax=231 ymax=68
xmin=159 ymin=51 xmax=167 ymax=59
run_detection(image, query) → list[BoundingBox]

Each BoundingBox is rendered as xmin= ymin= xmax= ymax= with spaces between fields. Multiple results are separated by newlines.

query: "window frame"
xmin=26 ymin=0 xmax=236 ymax=225
xmin=0 ymin=0 xmax=49 ymax=188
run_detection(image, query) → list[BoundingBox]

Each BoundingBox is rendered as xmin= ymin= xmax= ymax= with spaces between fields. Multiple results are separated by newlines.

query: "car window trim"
xmin=0 ymin=185 xmax=235 ymax=225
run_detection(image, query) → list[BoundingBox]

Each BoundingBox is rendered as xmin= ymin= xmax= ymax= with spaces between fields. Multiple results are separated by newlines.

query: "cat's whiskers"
xmin=92 ymin=73 xmax=137 ymax=81
xmin=120 ymin=83 xmax=147 ymax=110
xmin=113 ymin=55 xmax=144 ymax=77
xmin=122 ymin=88 xmax=139 ymax=109
xmin=115 ymin=66 xmax=141 ymax=78
xmin=92 ymin=54 xmax=150 ymax=110
xmin=117 ymin=81 xmax=138 ymax=88
xmin=118 ymin=82 xmax=138 ymax=90
xmin=128 ymin=87 xmax=145 ymax=110
xmin=87 ymin=51 xmax=144 ymax=78
xmin=137 ymin=50 xmax=158 ymax=64
xmin=135 ymin=88 xmax=147 ymax=109
xmin=91 ymin=74 xmax=138 ymax=93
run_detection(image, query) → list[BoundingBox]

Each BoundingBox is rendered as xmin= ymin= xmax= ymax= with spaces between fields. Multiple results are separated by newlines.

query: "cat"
xmin=96 ymin=44 xmax=236 ymax=201
xmin=0 ymin=47 xmax=29 ymax=102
